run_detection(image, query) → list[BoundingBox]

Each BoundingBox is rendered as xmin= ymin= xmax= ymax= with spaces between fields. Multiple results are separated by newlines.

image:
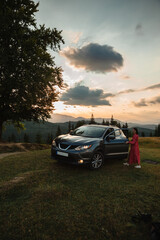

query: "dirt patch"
xmin=0 ymin=172 xmax=33 ymax=191
xmin=142 ymin=159 xmax=160 ymax=165
xmin=0 ymin=151 xmax=23 ymax=160
xmin=0 ymin=176 xmax=26 ymax=191
xmin=0 ymin=170 xmax=46 ymax=191
xmin=0 ymin=142 xmax=50 ymax=153
xmin=9 ymin=176 xmax=25 ymax=184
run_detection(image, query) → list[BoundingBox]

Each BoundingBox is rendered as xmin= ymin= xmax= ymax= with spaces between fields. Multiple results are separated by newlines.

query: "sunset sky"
xmin=36 ymin=0 xmax=160 ymax=123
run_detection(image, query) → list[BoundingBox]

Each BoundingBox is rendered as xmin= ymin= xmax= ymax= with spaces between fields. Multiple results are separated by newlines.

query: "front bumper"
xmin=51 ymin=146 xmax=93 ymax=165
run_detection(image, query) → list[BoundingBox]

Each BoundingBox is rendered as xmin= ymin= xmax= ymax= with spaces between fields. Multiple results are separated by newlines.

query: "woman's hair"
xmin=133 ymin=127 xmax=138 ymax=134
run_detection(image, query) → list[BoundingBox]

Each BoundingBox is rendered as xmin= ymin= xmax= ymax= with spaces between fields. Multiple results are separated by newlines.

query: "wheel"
xmin=90 ymin=152 xmax=104 ymax=169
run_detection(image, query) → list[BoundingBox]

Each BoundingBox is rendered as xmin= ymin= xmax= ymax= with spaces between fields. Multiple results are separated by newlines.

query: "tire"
xmin=90 ymin=152 xmax=104 ymax=169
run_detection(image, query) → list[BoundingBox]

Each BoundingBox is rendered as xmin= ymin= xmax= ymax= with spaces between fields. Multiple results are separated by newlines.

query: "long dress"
xmin=128 ymin=134 xmax=140 ymax=165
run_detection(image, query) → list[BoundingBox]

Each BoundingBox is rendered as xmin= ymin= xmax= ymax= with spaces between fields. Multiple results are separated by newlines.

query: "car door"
xmin=104 ymin=128 xmax=128 ymax=157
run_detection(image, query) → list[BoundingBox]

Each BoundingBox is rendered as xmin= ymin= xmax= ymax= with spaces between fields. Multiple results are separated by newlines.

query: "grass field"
xmin=0 ymin=138 xmax=160 ymax=240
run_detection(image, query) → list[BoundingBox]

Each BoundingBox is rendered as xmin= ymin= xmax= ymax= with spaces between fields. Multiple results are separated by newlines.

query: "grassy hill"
xmin=0 ymin=137 xmax=160 ymax=240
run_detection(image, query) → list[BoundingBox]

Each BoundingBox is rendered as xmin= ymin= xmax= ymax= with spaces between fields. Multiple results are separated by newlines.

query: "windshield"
xmin=72 ymin=125 xmax=106 ymax=138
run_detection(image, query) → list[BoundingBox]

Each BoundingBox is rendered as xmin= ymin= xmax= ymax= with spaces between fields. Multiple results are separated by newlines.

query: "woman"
xmin=123 ymin=128 xmax=141 ymax=168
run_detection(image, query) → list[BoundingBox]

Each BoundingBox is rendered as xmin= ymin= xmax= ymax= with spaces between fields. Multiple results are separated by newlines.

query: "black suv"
xmin=51 ymin=125 xmax=129 ymax=169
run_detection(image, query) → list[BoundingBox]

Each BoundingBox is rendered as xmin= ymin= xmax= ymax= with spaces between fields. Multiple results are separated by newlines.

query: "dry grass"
xmin=0 ymin=138 xmax=160 ymax=240
xmin=139 ymin=137 xmax=160 ymax=148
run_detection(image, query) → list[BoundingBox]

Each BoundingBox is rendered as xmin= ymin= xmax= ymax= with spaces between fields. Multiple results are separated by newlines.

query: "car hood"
xmin=56 ymin=134 xmax=100 ymax=145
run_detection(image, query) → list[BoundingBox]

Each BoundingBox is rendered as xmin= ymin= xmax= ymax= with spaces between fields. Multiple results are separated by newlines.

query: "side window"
xmin=115 ymin=129 xmax=121 ymax=137
xmin=109 ymin=128 xmax=115 ymax=137
xmin=104 ymin=128 xmax=114 ymax=138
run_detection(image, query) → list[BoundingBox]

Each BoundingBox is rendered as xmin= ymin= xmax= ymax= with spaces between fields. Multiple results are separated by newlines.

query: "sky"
xmin=35 ymin=0 xmax=160 ymax=123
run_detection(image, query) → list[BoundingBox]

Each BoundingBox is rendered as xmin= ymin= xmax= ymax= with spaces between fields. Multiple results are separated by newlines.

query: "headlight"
xmin=52 ymin=140 xmax=56 ymax=147
xmin=75 ymin=145 xmax=92 ymax=151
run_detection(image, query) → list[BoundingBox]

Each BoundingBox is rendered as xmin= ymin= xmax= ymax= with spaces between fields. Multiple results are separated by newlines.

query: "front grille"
xmin=59 ymin=143 xmax=70 ymax=149
xmin=69 ymin=145 xmax=78 ymax=150
xmin=57 ymin=143 xmax=79 ymax=150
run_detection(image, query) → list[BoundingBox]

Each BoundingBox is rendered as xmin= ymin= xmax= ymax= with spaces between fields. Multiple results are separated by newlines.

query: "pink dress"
xmin=128 ymin=134 xmax=140 ymax=165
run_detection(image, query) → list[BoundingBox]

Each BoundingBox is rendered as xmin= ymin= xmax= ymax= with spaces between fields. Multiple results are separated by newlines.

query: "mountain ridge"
xmin=50 ymin=114 xmax=156 ymax=130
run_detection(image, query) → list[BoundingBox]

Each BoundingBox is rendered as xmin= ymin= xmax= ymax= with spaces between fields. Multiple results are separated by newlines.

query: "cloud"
xmin=60 ymin=82 xmax=160 ymax=108
xmin=117 ymin=82 xmax=160 ymax=96
xmin=118 ymin=89 xmax=135 ymax=95
xmin=133 ymin=98 xmax=148 ymax=107
xmin=63 ymin=30 xmax=82 ymax=44
xmin=144 ymin=83 xmax=160 ymax=90
xmin=120 ymin=74 xmax=130 ymax=80
xmin=133 ymin=95 xmax=160 ymax=107
xmin=61 ymin=43 xmax=124 ymax=73
xmin=60 ymin=85 xmax=112 ymax=106
xmin=149 ymin=95 xmax=160 ymax=104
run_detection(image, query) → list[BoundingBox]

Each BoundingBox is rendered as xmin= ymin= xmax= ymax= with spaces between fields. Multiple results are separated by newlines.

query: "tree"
xmin=155 ymin=126 xmax=158 ymax=136
xmin=89 ymin=114 xmax=96 ymax=124
xmin=8 ymin=136 xmax=11 ymax=142
xmin=116 ymin=122 xmax=121 ymax=128
xmin=56 ymin=125 xmax=61 ymax=137
xmin=110 ymin=115 xmax=114 ymax=125
xmin=102 ymin=119 xmax=105 ymax=125
xmin=11 ymin=133 xmax=16 ymax=142
xmin=105 ymin=120 xmax=109 ymax=126
xmin=46 ymin=133 xmax=53 ymax=144
xmin=24 ymin=133 xmax=29 ymax=143
xmin=0 ymin=0 xmax=65 ymax=140
xmin=36 ymin=132 xmax=42 ymax=144
xmin=141 ymin=132 xmax=145 ymax=137
xmin=154 ymin=124 xmax=160 ymax=137
xmin=110 ymin=115 xmax=117 ymax=126
xmin=68 ymin=121 xmax=71 ymax=133
xmin=158 ymin=124 xmax=160 ymax=137
xmin=75 ymin=120 xmax=86 ymax=128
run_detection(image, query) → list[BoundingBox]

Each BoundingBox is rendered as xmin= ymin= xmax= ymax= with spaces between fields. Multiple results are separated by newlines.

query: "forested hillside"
xmin=2 ymin=121 xmax=73 ymax=143
xmin=2 ymin=120 xmax=156 ymax=144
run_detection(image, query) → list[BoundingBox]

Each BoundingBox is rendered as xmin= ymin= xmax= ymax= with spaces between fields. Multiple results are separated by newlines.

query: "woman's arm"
xmin=128 ymin=134 xmax=138 ymax=145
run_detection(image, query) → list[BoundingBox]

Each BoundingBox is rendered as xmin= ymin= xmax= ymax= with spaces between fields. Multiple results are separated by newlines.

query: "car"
xmin=51 ymin=124 xmax=129 ymax=169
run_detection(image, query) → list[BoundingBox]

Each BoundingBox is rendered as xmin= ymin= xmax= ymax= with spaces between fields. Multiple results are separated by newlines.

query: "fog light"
xmin=78 ymin=160 xmax=84 ymax=164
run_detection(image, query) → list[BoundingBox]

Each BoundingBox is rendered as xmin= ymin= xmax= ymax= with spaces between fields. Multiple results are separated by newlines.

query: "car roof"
xmin=81 ymin=124 xmax=119 ymax=129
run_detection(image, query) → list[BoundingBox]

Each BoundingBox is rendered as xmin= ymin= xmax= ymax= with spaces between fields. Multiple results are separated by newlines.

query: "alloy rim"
xmin=91 ymin=153 xmax=103 ymax=168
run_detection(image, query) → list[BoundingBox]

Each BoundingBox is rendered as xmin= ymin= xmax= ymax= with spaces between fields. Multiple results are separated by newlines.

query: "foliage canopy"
xmin=0 ymin=0 xmax=65 ymax=139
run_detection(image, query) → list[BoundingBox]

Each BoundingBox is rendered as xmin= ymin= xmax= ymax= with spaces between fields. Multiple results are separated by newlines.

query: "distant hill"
xmin=133 ymin=127 xmax=155 ymax=137
xmin=50 ymin=114 xmax=76 ymax=123
xmin=127 ymin=123 xmax=156 ymax=130
xmin=50 ymin=113 xmax=111 ymax=123
xmin=50 ymin=114 xmax=157 ymax=129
